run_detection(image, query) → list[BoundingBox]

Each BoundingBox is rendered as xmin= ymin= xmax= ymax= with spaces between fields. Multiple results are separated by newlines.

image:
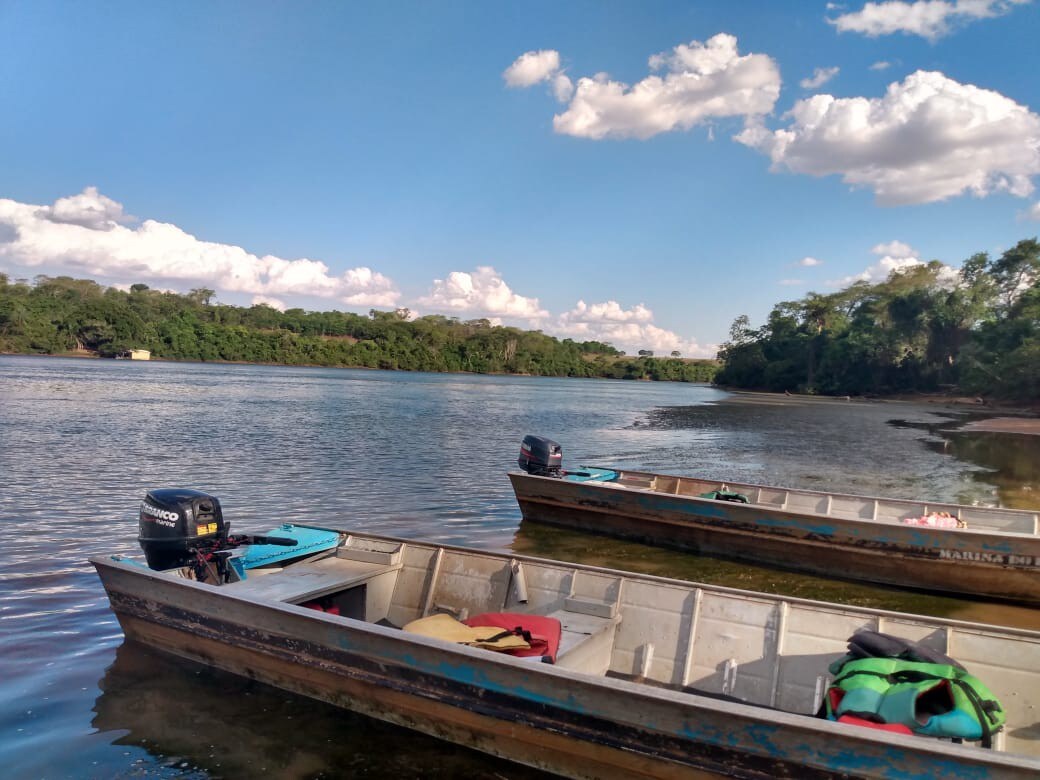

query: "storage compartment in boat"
xmin=224 ymin=549 xmax=404 ymax=624
xmin=300 ymin=584 xmax=368 ymax=621
xmin=651 ymin=476 xmax=680 ymax=494
xmin=338 ymin=537 xmax=402 ymax=565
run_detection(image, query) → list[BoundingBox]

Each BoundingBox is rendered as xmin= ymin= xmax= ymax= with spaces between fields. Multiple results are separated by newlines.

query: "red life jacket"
xmin=300 ymin=599 xmax=340 ymax=615
xmin=464 ymin=612 xmax=562 ymax=663
xmin=837 ymin=714 xmax=914 ymax=734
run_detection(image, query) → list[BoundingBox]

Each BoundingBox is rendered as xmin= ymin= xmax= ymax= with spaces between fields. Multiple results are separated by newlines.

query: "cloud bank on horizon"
xmin=0 ymin=188 xmax=715 ymax=358
xmin=418 ymin=266 xmax=547 ymax=320
xmin=0 ymin=188 xmax=401 ymax=308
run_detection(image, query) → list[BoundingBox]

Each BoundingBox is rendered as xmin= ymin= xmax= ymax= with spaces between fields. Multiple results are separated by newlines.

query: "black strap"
xmin=951 ymin=678 xmax=998 ymax=749
xmin=477 ymin=626 xmax=532 ymax=644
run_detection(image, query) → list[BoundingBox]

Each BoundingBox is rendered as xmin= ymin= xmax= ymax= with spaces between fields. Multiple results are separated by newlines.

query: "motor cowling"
xmin=518 ymin=435 xmax=563 ymax=478
xmin=138 ymin=488 xmax=228 ymax=570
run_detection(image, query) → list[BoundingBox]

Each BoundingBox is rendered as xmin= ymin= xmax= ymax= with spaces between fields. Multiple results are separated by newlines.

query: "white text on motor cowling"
xmin=141 ymin=502 xmax=181 ymax=525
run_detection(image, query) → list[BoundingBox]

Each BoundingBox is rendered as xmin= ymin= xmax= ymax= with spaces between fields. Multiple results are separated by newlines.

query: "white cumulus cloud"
xmin=252 ymin=295 xmax=287 ymax=311
xmin=830 ymin=240 xmax=960 ymax=287
xmin=0 ymin=188 xmax=400 ymax=307
xmin=560 ymin=299 xmax=654 ymax=324
xmin=736 ymin=70 xmax=1040 ymax=205
xmin=1022 ymin=201 xmax=1040 ymax=221
xmin=873 ymin=240 xmax=915 ymax=257
xmin=552 ymin=73 xmax=575 ymax=103
xmin=800 ymin=67 xmax=840 ymax=89
xmin=419 ymin=266 xmax=547 ymax=319
xmin=831 ymin=241 xmax=923 ymax=285
xmin=830 ymin=0 xmax=1030 ymax=41
xmin=556 ymin=300 xmax=713 ymax=357
xmin=503 ymin=50 xmax=574 ymax=102
xmin=798 ymin=256 xmax=824 ymax=267
xmin=509 ymin=33 xmax=781 ymax=140
xmin=503 ymin=50 xmax=562 ymax=88
xmin=38 ymin=186 xmax=134 ymax=230
xmin=870 ymin=61 xmax=893 ymax=71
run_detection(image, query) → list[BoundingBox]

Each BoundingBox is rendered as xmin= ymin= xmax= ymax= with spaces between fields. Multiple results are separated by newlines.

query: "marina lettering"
xmin=938 ymin=550 xmax=1038 ymax=566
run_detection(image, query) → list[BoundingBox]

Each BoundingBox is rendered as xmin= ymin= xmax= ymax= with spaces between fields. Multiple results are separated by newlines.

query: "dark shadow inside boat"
xmin=607 ymin=669 xmax=787 ymax=710
xmin=91 ymin=640 xmax=556 ymax=779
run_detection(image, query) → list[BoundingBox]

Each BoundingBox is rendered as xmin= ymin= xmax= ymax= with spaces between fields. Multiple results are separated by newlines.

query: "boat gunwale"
xmin=531 ymin=467 xmax=1040 ymax=540
xmin=92 ymin=524 xmax=1040 ymax=642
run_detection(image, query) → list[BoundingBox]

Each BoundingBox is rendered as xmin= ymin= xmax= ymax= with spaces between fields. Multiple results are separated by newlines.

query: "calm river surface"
xmin=2 ymin=355 xmax=1039 ymax=779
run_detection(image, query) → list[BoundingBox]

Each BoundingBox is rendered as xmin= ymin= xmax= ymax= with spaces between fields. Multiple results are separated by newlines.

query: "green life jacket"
xmin=825 ymin=657 xmax=1005 ymax=745
xmin=698 ymin=490 xmax=749 ymax=503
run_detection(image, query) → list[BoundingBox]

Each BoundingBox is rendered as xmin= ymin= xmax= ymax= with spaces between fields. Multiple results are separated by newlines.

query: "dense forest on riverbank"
xmin=5 ymin=235 xmax=1036 ymax=397
xmin=0 ymin=274 xmax=717 ymax=382
xmin=717 ymin=238 xmax=1040 ymax=400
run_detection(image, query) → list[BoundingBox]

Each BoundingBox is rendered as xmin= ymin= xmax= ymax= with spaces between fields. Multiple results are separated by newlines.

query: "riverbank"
xmin=960 ymin=417 xmax=1040 ymax=435
xmin=0 ymin=349 xmax=719 ymax=384
xmin=721 ymin=388 xmax=1039 ymax=426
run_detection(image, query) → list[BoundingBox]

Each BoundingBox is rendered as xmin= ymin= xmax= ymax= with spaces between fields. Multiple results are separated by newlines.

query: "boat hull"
xmin=509 ymin=472 xmax=1040 ymax=604
xmin=93 ymin=555 xmax=1039 ymax=779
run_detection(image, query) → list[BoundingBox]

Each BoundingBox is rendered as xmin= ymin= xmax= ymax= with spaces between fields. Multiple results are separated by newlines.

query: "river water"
xmin=2 ymin=356 xmax=1038 ymax=779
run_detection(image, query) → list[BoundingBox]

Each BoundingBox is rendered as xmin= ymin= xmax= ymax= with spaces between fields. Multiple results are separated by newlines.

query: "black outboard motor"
xmin=518 ymin=435 xmax=563 ymax=478
xmin=138 ymin=488 xmax=228 ymax=571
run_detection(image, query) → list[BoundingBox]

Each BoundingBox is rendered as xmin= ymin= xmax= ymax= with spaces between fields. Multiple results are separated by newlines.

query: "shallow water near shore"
xmin=2 ymin=355 xmax=1038 ymax=778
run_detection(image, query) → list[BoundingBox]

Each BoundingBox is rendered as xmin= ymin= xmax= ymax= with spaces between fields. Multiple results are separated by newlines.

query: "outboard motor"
xmin=138 ymin=488 xmax=297 ymax=582
xmin=138 ymin=488 xmax=228 ymax=571
xmin=518 ymin=435 xmax=563 ymax=478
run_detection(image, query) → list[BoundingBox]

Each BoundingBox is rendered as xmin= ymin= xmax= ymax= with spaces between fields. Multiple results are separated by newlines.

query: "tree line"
xmin=716 ymin=238 xmax=1040 ymax=400
xmin=0 ymin=274 xmax=718 ymax=383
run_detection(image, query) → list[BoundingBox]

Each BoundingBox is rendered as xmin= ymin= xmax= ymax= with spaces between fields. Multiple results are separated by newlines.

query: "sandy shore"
xmin=959 ymin=417 xmax=1040 ymax=435
xmin=721 ymin=389 xmax=1040 ymax=434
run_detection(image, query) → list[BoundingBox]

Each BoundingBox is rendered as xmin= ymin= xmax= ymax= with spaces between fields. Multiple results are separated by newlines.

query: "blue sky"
xmin=2 ymin=1 xmax=1039 ymax=356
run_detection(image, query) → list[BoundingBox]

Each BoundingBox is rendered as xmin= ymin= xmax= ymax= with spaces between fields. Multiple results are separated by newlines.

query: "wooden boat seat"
xmin=223 ymin=555 xmax=403 ymax=604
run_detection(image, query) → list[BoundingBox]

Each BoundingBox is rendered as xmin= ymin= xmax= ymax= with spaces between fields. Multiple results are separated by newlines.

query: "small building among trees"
xmin=117 ymin=349 xmax=151 ymax=360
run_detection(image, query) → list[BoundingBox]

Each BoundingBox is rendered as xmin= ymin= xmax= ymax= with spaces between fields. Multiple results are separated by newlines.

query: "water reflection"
xmin=643 ymin=394 xmax=1040 ymax=511
xmin=939 ymin=432 xmax=1040 ymax=510
xmin=92 ymin=642 xmax=553 ymax=780
xmin=882 ymin=413 xmax=1040 ymax=509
